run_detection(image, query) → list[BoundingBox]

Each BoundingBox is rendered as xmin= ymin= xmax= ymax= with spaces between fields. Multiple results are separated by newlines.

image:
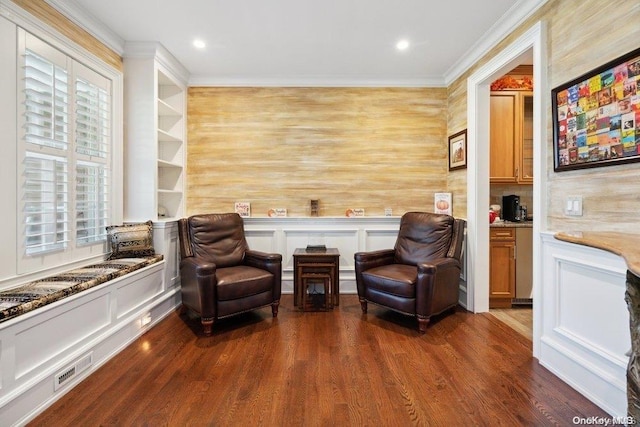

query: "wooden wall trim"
xmin=10 ymin=0 xmax=122 ymax=71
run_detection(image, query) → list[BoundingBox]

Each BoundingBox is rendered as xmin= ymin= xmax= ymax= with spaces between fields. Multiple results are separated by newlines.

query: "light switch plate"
xmin=565 ymin=195 xmax=583 ymax=216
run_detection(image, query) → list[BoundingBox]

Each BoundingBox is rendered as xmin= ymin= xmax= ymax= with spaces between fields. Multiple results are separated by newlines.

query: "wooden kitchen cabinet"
xmin=490 ymin=91 xmax=533 ymax=184
xmin=489 ymin=228 xmax=516 ymax=308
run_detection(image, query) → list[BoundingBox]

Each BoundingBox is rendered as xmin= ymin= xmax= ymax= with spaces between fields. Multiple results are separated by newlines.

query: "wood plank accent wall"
xmin=447 ymin=0 xmax=640 ymax=230
xmin=446 ymin=79 xmax=468 ymax=219
xmin=10 ymin=0 xmax=122 ymax=71
xmin=187 ymin=87 xmax=447 ymax=217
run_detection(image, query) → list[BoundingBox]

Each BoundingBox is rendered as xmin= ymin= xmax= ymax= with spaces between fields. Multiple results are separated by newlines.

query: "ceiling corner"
xmin=443 ymin=0 xmax=549 ymax=86
xmin=45 ymin=0 xmax=125 ymax=54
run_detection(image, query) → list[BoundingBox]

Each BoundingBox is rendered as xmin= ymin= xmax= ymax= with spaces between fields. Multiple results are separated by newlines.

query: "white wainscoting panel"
xmin=116 ymin=267 xmax=165 ymax=319
xmin=363 ymin=228 xmax=402 ymax=253
xmin=540 ymin=232 xmax=630 ymax=417
xmin=245 ymin=229 xmax=279 ymax=254
xmin=14 ymin=293 xmax=111 ymax=380
xmin=153 ymin=221 xmax=181 ymax=288
xmin=243 ymin=216 xmax=402 ymax=295
xmin=0 ymin=261 xmax=182 ymax=426
xmin=283 ymin=229 xmax=359 ymax=270
xmin=556 ymin=258 xmax=630 ymax=361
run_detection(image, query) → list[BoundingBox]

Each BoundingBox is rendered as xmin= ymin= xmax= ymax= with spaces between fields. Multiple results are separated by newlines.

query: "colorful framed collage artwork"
xmin=552 ymin=47 xmax=640 ymax=171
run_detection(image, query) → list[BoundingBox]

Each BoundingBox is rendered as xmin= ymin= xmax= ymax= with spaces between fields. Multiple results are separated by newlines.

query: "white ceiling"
xmin=50 ymin=0 xmax=543 ymax=87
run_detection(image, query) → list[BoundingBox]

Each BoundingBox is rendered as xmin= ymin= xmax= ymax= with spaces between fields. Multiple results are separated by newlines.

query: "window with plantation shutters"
xmin=22 ymin=46 xmax=70 ymax=255
xmin=23 ymin=153 xmax=69 ymax=254
xmin=18 ymin=30 xmax=113 ymax=267
xmin=75 ymin=161 xmax=109 ymax=245
xmin=74 ymin=68 xmax=111 ymax=245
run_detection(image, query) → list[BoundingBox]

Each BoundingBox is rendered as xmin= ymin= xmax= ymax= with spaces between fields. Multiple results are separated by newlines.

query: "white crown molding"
xmin=0 ymin=0 xmax=122 ymax=78
xmin=188 ymin=74 xmax=446 ymax=88
xmin=444 ymin=0 xmax=548 ymax=86
xmin=124 ymin=41 xmax=190 ymax=86
xmin=44 ymin=0 xmax=125 ymax=54
xmin=37 ymin=0 xmax=546 ymax=88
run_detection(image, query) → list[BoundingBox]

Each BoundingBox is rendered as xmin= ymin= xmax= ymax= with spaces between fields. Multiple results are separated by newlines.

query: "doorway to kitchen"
xmin=488 ymin=64 xmax=534 ymax=340
xmin=466 ymin=21 xmax=547 ymax=357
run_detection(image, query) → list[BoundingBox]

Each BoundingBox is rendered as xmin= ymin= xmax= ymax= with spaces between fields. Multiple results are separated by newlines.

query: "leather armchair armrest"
xmin=354 ymin=249 xmax=395 ymax=273
xmin=244 ymin=249 xmax=282 ymax=270
xmin=354 ymin=249 xmax=396 ymax=297
xmin=417 ymin=257 xmax=459 ymax=276
xmin=244 ymin=250 xmax=283 ymax=299
xmin=180 ymin=257 xmax=217 ymax=318
xmin=180 ymin=256 xmax=216 ymax=277
xmin=416 ymin=257 xmax=461 ymax=317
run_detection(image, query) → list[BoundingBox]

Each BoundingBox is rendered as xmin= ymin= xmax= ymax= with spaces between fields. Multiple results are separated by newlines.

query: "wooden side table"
xmin=293 ymin=248 xmax=340 ymax=310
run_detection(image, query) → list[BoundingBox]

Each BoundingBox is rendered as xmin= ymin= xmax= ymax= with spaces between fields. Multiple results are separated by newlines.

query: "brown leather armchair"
xmin=177 ymin=213 xmax=282 ymax=336
xmin=354 ymin=212 xmax=465 ymax=333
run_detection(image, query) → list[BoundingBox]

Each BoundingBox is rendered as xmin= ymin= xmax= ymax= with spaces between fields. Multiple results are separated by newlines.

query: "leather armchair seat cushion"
xmin=216 ymin=266 xmax=274 ymax=301
xmin=366 ymin=288 xmax=416 ymax=314
xmin=362 ymin=264 xmax=416 ymax=298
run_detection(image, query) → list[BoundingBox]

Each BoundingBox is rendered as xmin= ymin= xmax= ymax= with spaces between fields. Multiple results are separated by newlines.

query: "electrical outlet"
xmin=564 ymin=195 xmax=583 ymax=216
xmin=140 ymin=312 xmax=152 ymax=327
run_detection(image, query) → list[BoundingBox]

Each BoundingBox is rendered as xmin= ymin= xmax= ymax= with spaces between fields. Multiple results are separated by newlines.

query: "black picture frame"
xmin=448 ymin=129 xmax=467 ymax=171
xmin=552 ymin=46 xmax=640 ymax=172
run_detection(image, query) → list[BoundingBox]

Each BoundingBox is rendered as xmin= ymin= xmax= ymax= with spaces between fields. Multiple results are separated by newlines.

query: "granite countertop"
xmin=554 ymin=231 xmax=640 ymax=277
xmin=490 ymin=220 xmax=533 ymax=228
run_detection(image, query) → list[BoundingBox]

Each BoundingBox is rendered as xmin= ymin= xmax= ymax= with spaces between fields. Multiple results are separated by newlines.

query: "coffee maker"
xmin=502 ymin=195 xmax=521 ymax=222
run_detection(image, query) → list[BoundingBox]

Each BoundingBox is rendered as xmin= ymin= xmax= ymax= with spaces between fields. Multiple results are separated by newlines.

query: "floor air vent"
xmin=54 ymin=352 xmax=93 ymax=391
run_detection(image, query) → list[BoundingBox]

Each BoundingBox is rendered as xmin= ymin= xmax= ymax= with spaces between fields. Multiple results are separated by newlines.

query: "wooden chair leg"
xmin=359 ymin=299 xmax=368 ymax=314
xmin=417 ymin=316 xmax=430 ymax=333
xmin=272 ymin=300 xmax=280 ymax=318
xmin=201 ymin=318 xmax=214 ymax=336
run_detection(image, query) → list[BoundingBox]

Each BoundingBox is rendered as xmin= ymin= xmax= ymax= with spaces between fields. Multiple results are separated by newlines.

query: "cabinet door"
xmin=515 ymin=227 xmax=533 ymax=299
xmin=519 ymin=92 xmax=534 ymax=184
xmin=490 ymin=93 xmax=518 ymax=183
xmin=489 ymin=239 xmax=516 ymax=308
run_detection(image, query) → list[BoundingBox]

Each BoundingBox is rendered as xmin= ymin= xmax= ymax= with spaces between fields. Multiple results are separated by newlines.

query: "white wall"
xmin=0 ymin=14 xmax=18 ymax=285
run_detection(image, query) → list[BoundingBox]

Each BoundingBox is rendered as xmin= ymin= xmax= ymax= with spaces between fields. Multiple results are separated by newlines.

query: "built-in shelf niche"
xmin=157 ymin=161 xmax=183 ymax=191
xmin=158 ymin=139 xmax=183 ymax=165
xmin=156 ymin=69 xmax=185 ymax=220
xmin=123 ymin=44 xmax=187 ymax=222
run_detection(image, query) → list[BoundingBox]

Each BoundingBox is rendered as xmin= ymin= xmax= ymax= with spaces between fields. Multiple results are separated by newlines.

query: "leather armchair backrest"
xmin=394 ymin=212 xmax=454 ymax=265
xmin=447 ymin=218 xmax=466 ymax=262
xmin=185 ymin=213 xmax=249 ymax=267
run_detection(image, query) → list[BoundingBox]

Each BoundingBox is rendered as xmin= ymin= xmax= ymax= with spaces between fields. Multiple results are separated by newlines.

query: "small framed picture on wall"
xmin=448 ymin=129 xmax=467 ymax=171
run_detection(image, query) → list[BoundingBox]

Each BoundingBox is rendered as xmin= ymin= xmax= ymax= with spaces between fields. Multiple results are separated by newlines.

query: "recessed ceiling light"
xmin=193 ymin=39 xmax=206 ymax=49
xmin=396 ymin=39 xmax=410 ymax=51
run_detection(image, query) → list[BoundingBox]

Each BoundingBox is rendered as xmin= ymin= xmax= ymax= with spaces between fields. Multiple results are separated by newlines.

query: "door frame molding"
xmin=465 ymin=21 xmax=548 ymax=358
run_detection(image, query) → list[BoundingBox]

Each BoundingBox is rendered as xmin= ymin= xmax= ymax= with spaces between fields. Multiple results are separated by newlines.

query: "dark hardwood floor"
xmin=30 ymin=295 xmax=607 ymax=426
